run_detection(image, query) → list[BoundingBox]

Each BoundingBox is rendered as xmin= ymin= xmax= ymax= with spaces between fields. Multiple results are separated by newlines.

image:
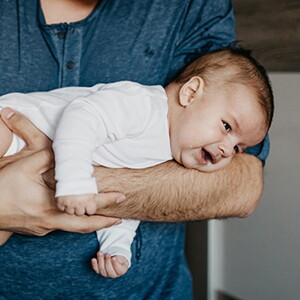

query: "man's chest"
xmin=0 ymin=0 xmax=188 ymax=94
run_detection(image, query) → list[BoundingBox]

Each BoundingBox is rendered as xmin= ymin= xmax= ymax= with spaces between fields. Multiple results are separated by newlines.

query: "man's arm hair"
xmin=94 ymin=153 xmax=263 ymax=221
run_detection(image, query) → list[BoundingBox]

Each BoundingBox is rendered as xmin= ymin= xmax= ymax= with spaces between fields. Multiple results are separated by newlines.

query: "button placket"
xmin=45 ymin=26 xmax=69 ymax=87
xmin=62 ymin=25 xmax=82 ymax=87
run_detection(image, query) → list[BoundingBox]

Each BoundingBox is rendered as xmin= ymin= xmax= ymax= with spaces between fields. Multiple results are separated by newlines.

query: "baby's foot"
xmin=91 ymin=251 xmax=129 ymax=278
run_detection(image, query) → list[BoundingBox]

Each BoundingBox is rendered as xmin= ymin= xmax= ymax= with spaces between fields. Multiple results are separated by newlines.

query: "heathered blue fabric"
xmin=0 ymin=1 xmax=269 ymax=299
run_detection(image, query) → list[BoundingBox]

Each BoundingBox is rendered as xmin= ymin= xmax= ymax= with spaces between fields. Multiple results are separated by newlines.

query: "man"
xmin=0 ymin=0 xmax=266 ymax=298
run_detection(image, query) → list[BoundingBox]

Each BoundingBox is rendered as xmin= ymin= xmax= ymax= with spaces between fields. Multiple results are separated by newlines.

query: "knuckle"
xmin=79 ymin=225 xmax=93 ymax=234
xmin=36 ymin=231 xmax=48 ymax=237
xmin=46 ymin=147 xmax=54 ymax=157
xmin=41 ymin=147 xmax=54 ymax=160
xmin=0 ymin=158 xmax=10 ymax=170
xmin=38 ymin=218 xmax=54 ymax=232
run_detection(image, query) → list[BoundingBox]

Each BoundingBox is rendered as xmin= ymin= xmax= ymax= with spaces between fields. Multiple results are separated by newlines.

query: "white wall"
xmin=208 ymin=73 xmax=300 ymax=300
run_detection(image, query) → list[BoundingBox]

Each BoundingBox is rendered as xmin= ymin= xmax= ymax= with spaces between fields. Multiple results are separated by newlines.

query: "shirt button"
xmin=66 ymin=61 xmax=75 ymax=69
xmin=58 ymin=31 xmax=66 ymax=39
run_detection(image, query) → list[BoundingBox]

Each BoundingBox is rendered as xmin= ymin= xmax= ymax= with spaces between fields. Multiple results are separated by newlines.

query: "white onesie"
xmin=0 ymin=81 xmax=172 ymax=266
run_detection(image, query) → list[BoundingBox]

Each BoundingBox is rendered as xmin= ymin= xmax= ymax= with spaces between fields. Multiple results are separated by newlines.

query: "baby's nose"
xmin=219 ymin=142 xmax=235 ymax=158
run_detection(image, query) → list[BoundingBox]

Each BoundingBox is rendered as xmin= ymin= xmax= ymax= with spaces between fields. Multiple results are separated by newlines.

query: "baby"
xmin=0 ymin=48 xmax=274 ymax=278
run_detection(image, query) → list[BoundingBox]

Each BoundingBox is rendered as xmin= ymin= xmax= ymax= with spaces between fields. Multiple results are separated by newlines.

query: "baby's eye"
xmin=223 ymin=121 xmax=231 ymax=132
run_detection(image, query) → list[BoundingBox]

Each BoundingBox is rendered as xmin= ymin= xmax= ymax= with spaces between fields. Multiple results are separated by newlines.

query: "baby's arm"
xmin=53 ymin=96 xmax=110 ymax=216
xmin=54 ymin=82 xmax=155 ymax=216
xmin=91 ymin=219 xmax=139 ymax=278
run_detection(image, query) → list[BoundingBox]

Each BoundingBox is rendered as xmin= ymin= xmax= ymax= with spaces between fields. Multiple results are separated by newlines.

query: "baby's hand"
xmin=91 ymin=251 xmax=129 ymax=278
xmin=56 ymin=194 xmax=97 ymax=216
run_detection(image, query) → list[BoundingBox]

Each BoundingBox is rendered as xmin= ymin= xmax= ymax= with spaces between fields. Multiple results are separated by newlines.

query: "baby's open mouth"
xmin=200 ymin=149 xmax=213 ymax=165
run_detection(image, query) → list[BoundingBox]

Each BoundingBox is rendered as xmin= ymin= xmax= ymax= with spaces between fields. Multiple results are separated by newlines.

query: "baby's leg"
xmin=0 ymin=231 xmax=13 ymax=246
xmin=91 ymin=219 xmax=139 ymax=278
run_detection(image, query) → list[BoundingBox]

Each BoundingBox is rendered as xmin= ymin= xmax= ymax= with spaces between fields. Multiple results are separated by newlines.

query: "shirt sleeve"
xmin=173 ymin=0 xmax=236 ymax=65
xmin=245 ymin=133 xmax=270 ymax=165
xmin=53 ymin=95 xmax=108 ymax=197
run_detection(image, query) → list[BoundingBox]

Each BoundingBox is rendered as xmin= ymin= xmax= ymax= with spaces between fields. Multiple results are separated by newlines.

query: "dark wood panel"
xmin=185 ymin=221 xmax=208 ymax=299
xmin=233 ymin=0 xmax=300 ymax=71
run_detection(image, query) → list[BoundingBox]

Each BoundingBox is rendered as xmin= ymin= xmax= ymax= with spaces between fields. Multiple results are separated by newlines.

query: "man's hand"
xmin=0 ymin=108 xmax=124 ymax=242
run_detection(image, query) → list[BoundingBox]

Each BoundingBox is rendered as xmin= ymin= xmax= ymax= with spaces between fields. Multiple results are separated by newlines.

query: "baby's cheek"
xmin=208 ymin=156 xmax=233 ymax=172
xmin=217 ymin=156 xmax=233 ymax=170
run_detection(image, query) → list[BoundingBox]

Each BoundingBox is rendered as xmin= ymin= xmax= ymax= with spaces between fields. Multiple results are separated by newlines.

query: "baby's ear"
xmin=178 ymin=76 xmax=204 ymax=107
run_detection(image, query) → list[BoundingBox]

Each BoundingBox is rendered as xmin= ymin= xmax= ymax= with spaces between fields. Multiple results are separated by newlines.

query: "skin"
xmin=0 ymin=116 xmax=12 ymax=157
xmin=40 ymin=0 xmax=99 ymax=24
xmin=91 ymin=252 xmax=129 ymax=278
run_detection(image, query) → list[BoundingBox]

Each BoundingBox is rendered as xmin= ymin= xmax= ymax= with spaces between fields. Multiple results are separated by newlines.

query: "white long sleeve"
xmin=53 ymin=81 xmax=172 ymax=197
xmin=53 ymin=96 xmax=109 ymax=196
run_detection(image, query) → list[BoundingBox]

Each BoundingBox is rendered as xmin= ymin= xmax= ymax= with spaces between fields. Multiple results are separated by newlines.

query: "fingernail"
xmin=116 ymin=195 xmax=126 ymax=204
xmin=2 ymin=108 xmax=15 ymax=119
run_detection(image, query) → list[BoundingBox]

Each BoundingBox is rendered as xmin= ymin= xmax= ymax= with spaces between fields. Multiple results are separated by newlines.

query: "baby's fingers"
xmin=104 ymin=254 xmax=119 ymax=278
xmin=111 ymin=256 xmax=129 ymax=276
xmin=91 ymin=258 xmax=100 ymax=274
xmin=97 ymin=252 xmax=108 ymax=277
xmin=85 ymin=201 xmax=97 ymax=215
xmin=75 ymin=207 xmax=85 ymax=216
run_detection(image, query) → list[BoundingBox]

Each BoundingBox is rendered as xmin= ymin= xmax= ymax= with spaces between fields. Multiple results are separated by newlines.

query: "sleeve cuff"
xmin=245 ymin=133 xmax=270 ymax=166
xmin=55 ymin=177 xmax=98 ymax=197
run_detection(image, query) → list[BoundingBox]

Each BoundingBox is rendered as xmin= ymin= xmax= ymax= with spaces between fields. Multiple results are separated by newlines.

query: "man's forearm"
xmin=94 ymin=153 xmax=264 ymax=221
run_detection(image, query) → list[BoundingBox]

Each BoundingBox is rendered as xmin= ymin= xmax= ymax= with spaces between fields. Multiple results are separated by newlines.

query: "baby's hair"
xmin=174 ymin=47 xmax=274 ymax=129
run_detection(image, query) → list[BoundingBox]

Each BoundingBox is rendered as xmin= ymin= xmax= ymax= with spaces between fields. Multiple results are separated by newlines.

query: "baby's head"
xmin=167 ymin=47 xmax=274 ymax=172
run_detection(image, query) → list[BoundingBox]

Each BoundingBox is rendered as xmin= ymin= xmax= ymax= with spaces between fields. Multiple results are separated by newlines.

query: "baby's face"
xmin=170 ymin=83 xmax=268 ymax=172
